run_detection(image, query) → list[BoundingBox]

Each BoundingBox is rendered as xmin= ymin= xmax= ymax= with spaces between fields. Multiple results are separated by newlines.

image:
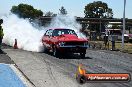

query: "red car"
xmin=42 ymin=28 xmax=88 ymax=58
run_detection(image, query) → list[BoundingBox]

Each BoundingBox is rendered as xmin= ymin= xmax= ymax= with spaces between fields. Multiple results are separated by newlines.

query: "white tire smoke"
xmin=1 ymin=14 xmax=44 ymax=52
xmin=1 ymin=14 xmax=86 ymax=52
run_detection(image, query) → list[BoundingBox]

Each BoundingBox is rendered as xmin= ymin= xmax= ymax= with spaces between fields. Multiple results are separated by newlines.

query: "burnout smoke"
xmin=1 ymin=14 xmax=45 ymax=52
xmin=1 ymin=14 xmax=86 ymax=52
xmin=50 ymin=15 xmax=86 ymax=39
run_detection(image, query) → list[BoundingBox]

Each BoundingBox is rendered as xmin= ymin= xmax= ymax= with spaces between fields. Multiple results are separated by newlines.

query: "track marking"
xmin=9 ymin=64 xmax=34 ymax=87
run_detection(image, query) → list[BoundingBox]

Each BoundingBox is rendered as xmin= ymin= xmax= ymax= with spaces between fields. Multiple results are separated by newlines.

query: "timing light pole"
xmin=122 ymin=0 xmax=126 ymax=50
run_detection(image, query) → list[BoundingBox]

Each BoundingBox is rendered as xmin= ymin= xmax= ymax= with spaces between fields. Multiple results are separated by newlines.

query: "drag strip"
xmin=0 ymin=52 xmax=14 ymax=64
xmin=4 ymin=48 xmax=132 ymax=87
xmin=0 ymin=44 xmax=34 ymax=87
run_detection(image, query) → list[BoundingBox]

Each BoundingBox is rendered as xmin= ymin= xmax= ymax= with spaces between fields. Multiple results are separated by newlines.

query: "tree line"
xmin=11 ymin=1 xmax=114 ymax=33
xmin=11 ymin=4 xmax=67 ymax=18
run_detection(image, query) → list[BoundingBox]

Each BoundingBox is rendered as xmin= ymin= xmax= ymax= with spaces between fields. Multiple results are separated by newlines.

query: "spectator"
xmin=104 ymin=30 xmax=108 ymax=48
xmin=0 ymin=19 xmax=4 ymax=52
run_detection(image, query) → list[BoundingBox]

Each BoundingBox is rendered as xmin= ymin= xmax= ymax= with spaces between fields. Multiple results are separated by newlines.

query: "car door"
xmin=48 ymin=29 xmax=54 ymax=49
xmin=42 ymin=30 xmax=50 ymax=47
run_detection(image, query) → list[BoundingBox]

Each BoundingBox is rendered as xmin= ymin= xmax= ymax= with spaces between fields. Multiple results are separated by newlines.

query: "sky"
xmin=0 ymin=0 xmax=132 ymax=18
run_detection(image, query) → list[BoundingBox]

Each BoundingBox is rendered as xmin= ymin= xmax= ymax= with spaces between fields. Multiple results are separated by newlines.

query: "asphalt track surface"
xmin=2 ymin=44 xmax=132 ymax=87
xmin=0 ymin=44 xmax=33 ymax=87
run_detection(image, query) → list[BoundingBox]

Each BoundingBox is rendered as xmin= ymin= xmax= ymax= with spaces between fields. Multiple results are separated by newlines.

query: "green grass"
xmin=88 ymin=41 xmax=132 ymax=54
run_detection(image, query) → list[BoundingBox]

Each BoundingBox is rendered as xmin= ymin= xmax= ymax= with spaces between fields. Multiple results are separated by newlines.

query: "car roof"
xmin=105 ymin=29 xmax=121 ymax=31
xmin=49 ymin=28 xmax=72 ymax=30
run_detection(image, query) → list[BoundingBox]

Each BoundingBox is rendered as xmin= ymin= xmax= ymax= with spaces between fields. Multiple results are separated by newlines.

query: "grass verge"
xmin=88 ymin=41 xmax=132 ymax=54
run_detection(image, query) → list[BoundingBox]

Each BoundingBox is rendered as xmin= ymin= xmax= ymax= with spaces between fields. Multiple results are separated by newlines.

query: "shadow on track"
xmin=0 ymin=49 xmax=7 ymax=54
xmin=43 ymin=52 xmax=92 ymax=59
xmin=58 ymin=53 xmax=92 ymax=59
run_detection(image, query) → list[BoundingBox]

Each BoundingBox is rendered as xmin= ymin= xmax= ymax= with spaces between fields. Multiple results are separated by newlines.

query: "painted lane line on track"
xmin=0 ymin=64 xmax=25 ymax=87
xmin=9 ymin=64 xmax=34 ymax=87
xmin=0 ymin=64 xmax=34 ymax=87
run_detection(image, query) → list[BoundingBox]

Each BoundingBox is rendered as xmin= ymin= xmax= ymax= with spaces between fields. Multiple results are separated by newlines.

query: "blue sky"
xmin=0 ymin=0 xmax=131 ymax=18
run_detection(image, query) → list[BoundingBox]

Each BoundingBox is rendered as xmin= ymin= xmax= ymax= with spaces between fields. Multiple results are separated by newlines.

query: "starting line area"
xmin=0 ymin=64 xmax=27 ymax=87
